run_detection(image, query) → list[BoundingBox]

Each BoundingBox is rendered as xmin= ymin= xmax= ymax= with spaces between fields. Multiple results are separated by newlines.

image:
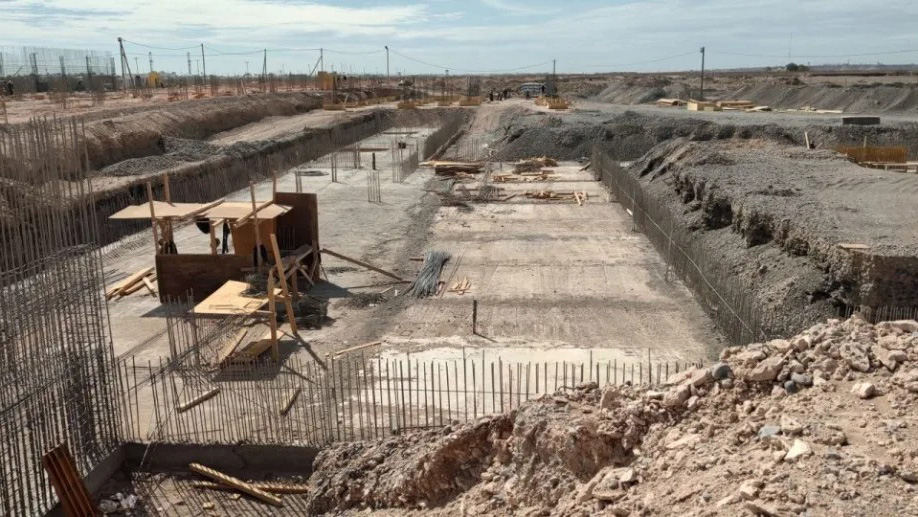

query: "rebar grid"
xmin=0 ymin=117 xmax=120 ymax=516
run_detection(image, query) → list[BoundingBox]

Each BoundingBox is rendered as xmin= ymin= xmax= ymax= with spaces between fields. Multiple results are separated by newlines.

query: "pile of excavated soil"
xmin=727 ymin=83 xmax=918 ymax=114
xmin=82 ymin=92 xmax=323 ymax=170
xmin=305 ymin=316 xmax=918 ymax=516
xmin=96 ymin=137 xmax=223 ymax=177
xmin=492 ymin=108 xmax=918 ymax=163
xmin=624 ymin=138 xmax=918 ymax=337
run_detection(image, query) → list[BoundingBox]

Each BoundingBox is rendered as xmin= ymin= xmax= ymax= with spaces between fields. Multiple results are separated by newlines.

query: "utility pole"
xmin=385 ymin=45 xmax=389 ymax=78
xmin=187 ymin=52 xmax=192 ymax=75
xmin=85 ymin=56 xmax=92 ymax=89
xmin=553 ymin=58 xmax=556 ymax=76
xmin=201 ymin=43 xmax=207 ymax=92
xmin=320 ymin=48 xmax=324 ymax=72
xmin=699 ymin=46 xmax=706 ymax=101
xmin=148 ymin=52 xmax=153 ymax=74
xmin=262 ymin=49 xmax=267 ymax=88
xmin=117 ymin=37 xmax=133 ymax=91
xmin=134 ymin=57 xmax=139 ymax=76
xmin=245 ymin=61 xmax=249 ymax=76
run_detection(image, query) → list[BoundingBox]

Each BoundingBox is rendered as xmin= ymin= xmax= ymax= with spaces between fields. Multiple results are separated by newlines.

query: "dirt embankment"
xmin=82 ymin=92 xmax=322 ymax=170
xmin=726 ymin=83 xmax=918 ymax=114
xmin=586 ymin=74 xmax=918 ymax=114
xmin=305 ymin=316 xmax=918 ymax=516
xmin=492 ymin=109 xmax=918 ymax=162
xmin=624 ymin=138 xmax=918 ymax=337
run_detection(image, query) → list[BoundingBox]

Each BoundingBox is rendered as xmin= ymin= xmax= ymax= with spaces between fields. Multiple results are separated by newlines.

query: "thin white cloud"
xmin=478 ymin=0 xmax=558 ymax=15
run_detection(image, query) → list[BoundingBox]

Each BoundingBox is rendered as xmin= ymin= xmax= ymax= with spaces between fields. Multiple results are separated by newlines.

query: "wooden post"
xmin=472 ymin=299 xmax=478 ymax=335
xmin=146 ymin=182 xmax=159 ymax=251
xmin=268 ymin=272 xmax=279 ymax=361
xmin=209 ymin=221 xmax=219 ymax=255
xmin=249 ymin=182 xmax=262 ymax=267
xmin=270 ymin=233 xmax=299 ymax=335
xmin=163 ymin=173 xmax=172 ymax=203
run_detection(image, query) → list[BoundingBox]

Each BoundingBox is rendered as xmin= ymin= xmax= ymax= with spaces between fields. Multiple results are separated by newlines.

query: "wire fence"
xmin=0 ymin=45 xmax=116 ymax=96
xmin=593 ymin=144 xmax=768 ymax=345
xmin=119 ymin=350 xmax=703 ymax=446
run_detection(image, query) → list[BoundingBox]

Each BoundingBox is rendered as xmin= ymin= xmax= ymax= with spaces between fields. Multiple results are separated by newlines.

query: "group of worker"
xmin=488 ymin=88 xmax=512 ymax=102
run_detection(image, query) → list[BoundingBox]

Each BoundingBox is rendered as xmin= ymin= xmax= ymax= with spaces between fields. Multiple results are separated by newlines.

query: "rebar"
xmin=404 ymin=250 xmax=451 ymax=298
xmin=0 ymin=117 xmax=120 ymax=515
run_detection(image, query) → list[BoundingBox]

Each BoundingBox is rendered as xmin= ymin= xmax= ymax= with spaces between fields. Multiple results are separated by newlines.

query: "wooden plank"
xmin=270 ymin=234 xmax=299 ymax=338
xmin=331 ymin=340 xmax=382 ymax=358
xmin=189 ymin=463 xmax=284 ymax=507
xmin=320 ymin=248 xmax=406 ymax=282
xmin=193 ymin=280 xmax=277 ymax=315
xmin=217 ymin=328 xmax=249 ymax=365
xmin=106 ymin=266 xmax=155 ymax=298
xmin=176 ymin=387 xmax=220 ymax=413
xmin=42 ymin=445 xmax=95 ymax=517
xmin=192 ymin=480 xmax=310 ymax=494
xmin=146 ymin=182 xmax=159 ymax=249
xmin=267 ymin=273 xmax=279 ymax=361
xmin=279 ymin=387 xmax=302 ymax=416
xmin=141 ymin=276 xmax=157 ymax=296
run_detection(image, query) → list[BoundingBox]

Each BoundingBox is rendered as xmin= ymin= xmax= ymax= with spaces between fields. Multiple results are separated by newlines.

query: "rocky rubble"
xmin=306 ymin=316 xmax=918 ymax=516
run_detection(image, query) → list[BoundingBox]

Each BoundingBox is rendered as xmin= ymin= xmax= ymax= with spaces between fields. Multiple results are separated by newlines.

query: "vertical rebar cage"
xmin=0 ymin=118 xmax=121 ymax=515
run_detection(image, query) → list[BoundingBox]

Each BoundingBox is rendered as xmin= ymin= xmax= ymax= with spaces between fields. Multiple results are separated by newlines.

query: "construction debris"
xmin=513 ymin=156 xmax=558 ymax=173
xmin=448 ymin=276 xmax=472 ymax=295
xmin=524 ymin=189 xmax=589 ymax=204
xmin=421 ymin=161 xmax=484 ymax=176
xmin=492 ymin=172 xmax=557 ymax=183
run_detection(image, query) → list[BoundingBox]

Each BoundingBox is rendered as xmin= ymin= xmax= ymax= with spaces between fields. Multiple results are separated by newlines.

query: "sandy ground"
xmin=208 ymin=102 xmax=394 ymax=146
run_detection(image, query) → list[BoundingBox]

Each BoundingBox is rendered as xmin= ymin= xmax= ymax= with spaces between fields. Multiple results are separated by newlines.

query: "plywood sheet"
xmin=202 ymin=202 xmax=291 ymax=220
xmin=193 ymin=280 xmax=279 ymax=315
xmin=110 ymin=201 xmax=207 ymax=220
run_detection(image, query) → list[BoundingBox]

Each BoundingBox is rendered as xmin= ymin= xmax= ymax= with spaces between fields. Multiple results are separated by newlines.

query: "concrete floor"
xmin=377 ymin=164 xmax=718 ymax=364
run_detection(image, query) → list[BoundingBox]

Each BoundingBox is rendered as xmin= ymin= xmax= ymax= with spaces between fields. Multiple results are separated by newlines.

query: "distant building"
xmin=518 ymin=82 xmax=545 ymax=94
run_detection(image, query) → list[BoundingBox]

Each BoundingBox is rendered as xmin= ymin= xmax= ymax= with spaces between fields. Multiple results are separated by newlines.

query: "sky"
xmin=2 ymin=0 xmax=918 ymax=76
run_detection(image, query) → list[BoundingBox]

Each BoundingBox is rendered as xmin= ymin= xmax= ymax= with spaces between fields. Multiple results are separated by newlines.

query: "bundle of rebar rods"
xmin=404 ymin=250 xmax=451 ymax=298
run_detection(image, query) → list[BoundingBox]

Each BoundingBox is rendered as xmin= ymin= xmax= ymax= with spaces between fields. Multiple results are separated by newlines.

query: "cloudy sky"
xmin=2 ymin=0 xmax=917 ymax=76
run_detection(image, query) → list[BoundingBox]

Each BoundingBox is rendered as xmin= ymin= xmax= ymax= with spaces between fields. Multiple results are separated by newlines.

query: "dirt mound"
xmin=592 ymin=75 xmax=693 ymax=104
xmin=306 ymin=316 xmax=918 ymax=515
xmin=83 ymin=92 xmax=322 ymax=170
xmin=728 ymin=82 xmax=918 ymax=113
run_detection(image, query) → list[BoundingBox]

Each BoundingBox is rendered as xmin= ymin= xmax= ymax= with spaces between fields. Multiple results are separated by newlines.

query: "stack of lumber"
xmin=548 ymin=98 xmax=570 ymax=110
xmin=421 ymin=161 xmax=484 ymax=176
xmin=716 ymin=100 xmax=755 ymax=109
xmin=513 ymin=157 xmax=558 ymax=173
xmin=524 ymin=190 xmax=589 ymax=204
xmin=448 ymin=277 xmax=472 ymax=295
xmin=105 ymin=267 xmax=157 ymax=299
xmin=493 ymin=172 xmax=556 ymax=183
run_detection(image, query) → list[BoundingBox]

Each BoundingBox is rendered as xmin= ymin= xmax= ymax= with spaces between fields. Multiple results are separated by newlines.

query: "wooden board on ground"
xmin=189 ymin=463 xmax=284 ymax=507
xmin=106 ymin=266 xmax=155 ymax=299
xmin=193 ymin=280 xmax=280 ymax=315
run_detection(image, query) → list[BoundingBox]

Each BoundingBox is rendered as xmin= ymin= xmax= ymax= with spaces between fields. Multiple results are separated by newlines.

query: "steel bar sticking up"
xmin=0 ymin=117 xmax=121 ymax=516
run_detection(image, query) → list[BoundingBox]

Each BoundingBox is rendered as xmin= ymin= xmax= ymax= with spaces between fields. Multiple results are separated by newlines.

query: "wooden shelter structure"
xmin=109 ymin=175 xmax=321 ymax=304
